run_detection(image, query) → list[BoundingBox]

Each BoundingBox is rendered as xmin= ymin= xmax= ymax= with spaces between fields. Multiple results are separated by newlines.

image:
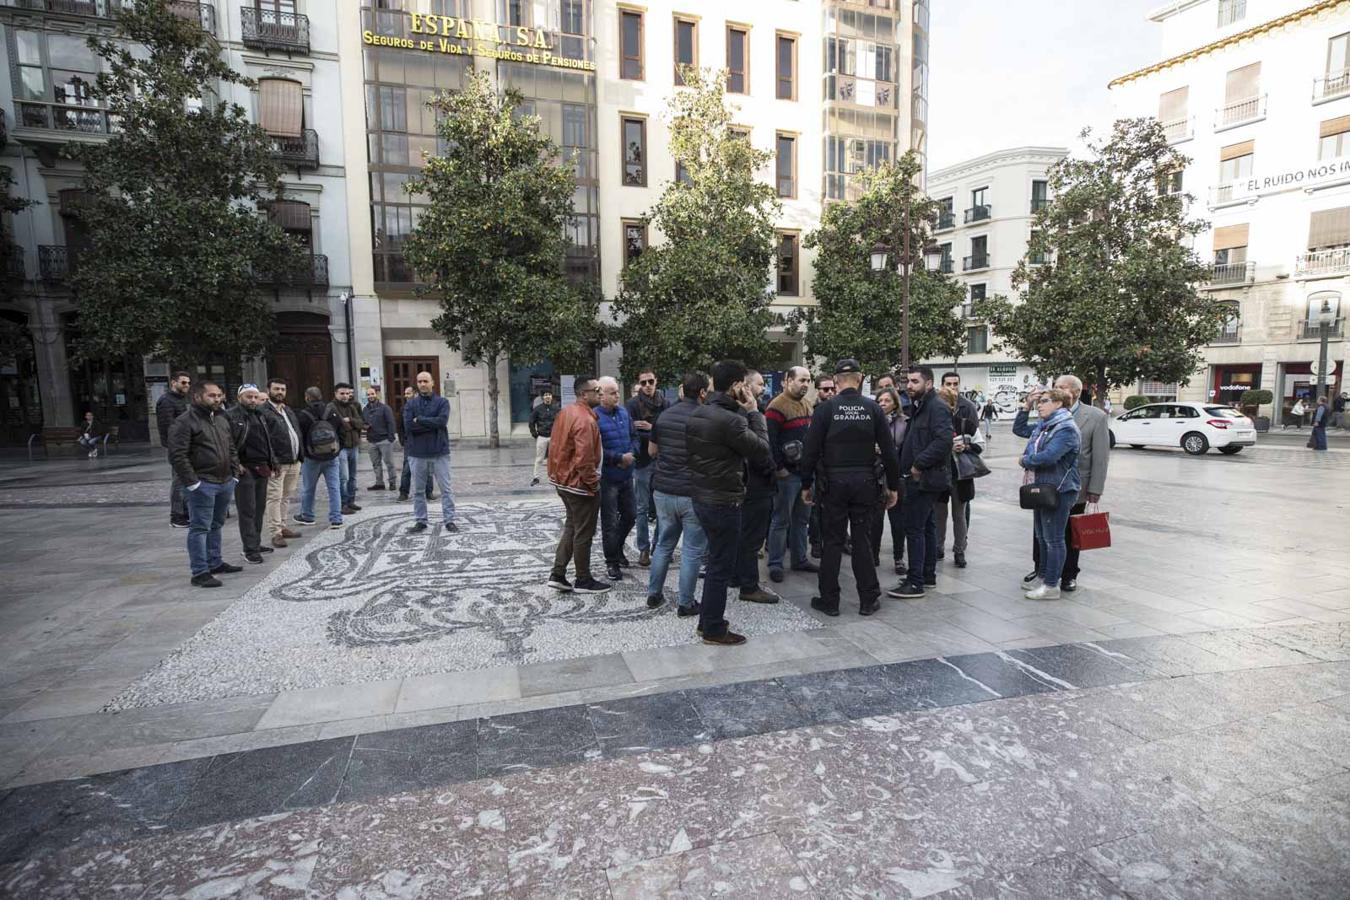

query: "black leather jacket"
xmin=685 ymin=392 xmax=774 ymax=506
xmin=227 ymin=404 xmax=277 ymax=468
xmin=262 ymin=401 xmax=303 ymax=464
xmin=167 ymin=402 xmax=239 ymax=486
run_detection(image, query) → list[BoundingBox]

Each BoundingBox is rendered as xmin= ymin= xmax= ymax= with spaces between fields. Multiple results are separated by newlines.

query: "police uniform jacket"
xmin=797 ymin=387 xmax=901 ymax=491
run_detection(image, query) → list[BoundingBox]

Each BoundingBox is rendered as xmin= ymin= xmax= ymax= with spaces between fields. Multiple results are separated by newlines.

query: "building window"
xmin=1028 ymin=229 xmax=1047 ymax=265
xmin=1221 ymin=63 xmax=1261 ymax=125
xmin=1218 ymin=141 xmax=1254 ymax=185
xmin=622 ymin=219 xmax=646 ymax=268
xmin=1140 ymin=381 xmax=1178 ymax=401
xmin=673 ymin=16 xmax=698 ymax=84
xmin=500 ymin=0 xmax=528 ymax=26
xmin=938 ymin=242 xmax=952 ymax=274
xmin=561 ymin=0 xmax=585 ymax=35
xmin=936 ymin=196 xmax=954 ymax=229
xmin=259 ymin=77 xmax=303 ymax=137
xmin=1216 ymin=0 xmax=1245 ymax=27
xmin=775 ymin=132 xmax=796 ymax=198
xmin=1031 ymin=179 xmax=1048 ymax=212
xmin=1213 ymin=224 xmax=1249 ymax=271
xmin=966 ymin=326 xmax=988 ymax=355
xmin=777 ymin=232 xmax=799 ymax=296
xmin=776 ymin=33 xmax=796 ymax=100
xmin=1320 ymin=116 xmax=1350 ymax=160
xmin=1158 ymin=86 xmax=1189 ymax=141
xmin=726 ymin=25 xmax=748 ymax=94
xmin=1329 ymin=33 xmax=1350 ymax=97
xmin=11 ymin=28 xmax=109 ymax=132
xmin=729 ymin=125 xmax=750 ymax=141
xmin=1307 ymin=207 xmax=1350 ymax=252
xmin=971 ymin=186 xmax=987 ymax=208
xmin=1156 ymin=169 xmax=1183 ymax=195
xmin=966 ymin=235 xmax=988 ymax=270
xmin=675 ymin=160 xmax=692 ymax=185
xmin=621 ymin=115 xmax=646 ymax=186
xmin=620 ymin=10 xmax=643 ymax=80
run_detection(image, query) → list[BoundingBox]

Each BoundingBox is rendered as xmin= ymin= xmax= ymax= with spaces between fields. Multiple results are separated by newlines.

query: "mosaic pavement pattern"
xmin=107 ymin=501 xmax=819 ymax=710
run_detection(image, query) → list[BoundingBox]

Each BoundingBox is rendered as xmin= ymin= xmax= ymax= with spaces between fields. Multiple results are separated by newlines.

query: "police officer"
xmin=798 ymin=359 xmax=901 ymax=617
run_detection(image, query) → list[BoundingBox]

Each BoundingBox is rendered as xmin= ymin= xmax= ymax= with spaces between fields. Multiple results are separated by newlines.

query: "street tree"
xmin=790 ymin=153 xmax=965 ymax=374
xmin=69 ymin=0 xmax=301 ymax=369
xmin=977 ymin=118 xmax=1222 ymax=401
xmin=0 ymin=166 xmax=35 ymax=365
xmin=405 ymin=70 xmax=603 ymax=448
xmin=613 ymin=68 xmax=780 ymax=379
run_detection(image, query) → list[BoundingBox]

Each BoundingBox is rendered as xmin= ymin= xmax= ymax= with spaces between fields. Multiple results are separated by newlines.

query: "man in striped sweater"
xmin=764 ymin=366 xmax=819 ymax=582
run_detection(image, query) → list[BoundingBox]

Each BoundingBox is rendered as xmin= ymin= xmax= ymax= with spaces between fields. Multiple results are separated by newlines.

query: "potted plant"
xmin=1239 ymin=389 xmax=1273 ymax=432
xmin=1123 ymin=395 xmax=1149 ymax=411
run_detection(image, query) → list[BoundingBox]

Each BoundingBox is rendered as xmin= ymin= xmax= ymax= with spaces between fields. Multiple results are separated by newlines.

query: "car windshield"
xmin=1203 ymin=406 xmax=1245 ymax=418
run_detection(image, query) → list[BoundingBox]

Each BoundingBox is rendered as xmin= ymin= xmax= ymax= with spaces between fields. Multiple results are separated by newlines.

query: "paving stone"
xmin=1007 ymin=643 xmax=1152 ymax=689
xmin=586 ymin=692 xmax=712 ymax=757
xmin=878 ymin=656 xmax=1001 ymax=710
xmin=777 ymin=665 xmax=908 ymax=724
xmin=476 ymin=704 xmax=601 ymax=777
xmin=939 ymin=652 xmax=1063 ymax=698
xmin=686 ymin=679 xmax=806 ymax=739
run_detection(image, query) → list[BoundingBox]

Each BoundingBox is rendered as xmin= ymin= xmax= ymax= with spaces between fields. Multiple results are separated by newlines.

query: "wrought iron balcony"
xmin=935 ymin=210 xmax=955 ymax=231
xmin=1298 ymin=317 xmax=1344 ymax=340
xmin=962 ymin=253 xmax=989 ymax=272
xmin=3 ymin=244 xmax=23 ymax=282
xmin=169 ymin=0 xmax=216 ymax=33
xmin=1210 ymin=261 xmax=1255 ymax=285
xmin=240 ymin=6 xmax=310 ymax=54
xmin=1211 ymin=326 xmax=1241 ymax=345
xmin=38 ymin=245 xmax=69 ymax=283
xmin=259 ymin=253 xmax=328 ymax=288
xmin=2 ymin=0 xmax=125 ymax=16
xmin=963 ymin=205 xmax=991 ymax=224
xmin=1159 ymin=116 xmax=1192 ymax=144
xmin=1315 ymin=68 xmax=1350 ymax=101
xmin=1295 ymin=247 xmax=1350 ymax=278
xmin=271 ymin=128 xmax=318 ymax=170
xmin=16 ymin=102 xmax=113 ymax=135
xmin=1216 ymin=94 xmax=1265 ymax=128
xmin=937 ymin=258 xmax=953 ymax=275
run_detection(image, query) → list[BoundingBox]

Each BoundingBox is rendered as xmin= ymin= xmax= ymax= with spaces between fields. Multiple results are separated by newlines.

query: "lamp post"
xmin=872 ymin=209 xmax=942 ymax=370
xmin=1309 ymin=294 xmax=1340 ymax=406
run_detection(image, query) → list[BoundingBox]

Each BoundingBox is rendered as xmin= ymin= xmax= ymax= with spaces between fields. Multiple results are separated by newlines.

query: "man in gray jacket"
xmin=1017 ymin=374 xmax=1109 ymax=592
xmin=363 ymin=386 xmax=398 ymax=490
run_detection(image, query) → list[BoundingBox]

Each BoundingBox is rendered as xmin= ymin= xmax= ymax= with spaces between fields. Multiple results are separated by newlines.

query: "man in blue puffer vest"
xmin=403 ymin=370 xmax=458 ymax=534
xmin=596 ymin=376 xmax=638 ymax=582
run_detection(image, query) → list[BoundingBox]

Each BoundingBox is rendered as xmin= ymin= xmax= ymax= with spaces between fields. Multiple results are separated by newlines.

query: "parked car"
xmin=1109 ymin=402 xmax=1257 ymax=455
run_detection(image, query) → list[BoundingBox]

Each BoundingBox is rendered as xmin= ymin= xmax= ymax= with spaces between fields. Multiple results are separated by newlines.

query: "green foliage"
xmin=405 ymin=70 xmax=602 ymax=447
xmin=0 ymin=165 xmax=35 ymax=306
xmin=0 ymin=317 xmax=34 ymax=368
xmin=613 ymin=68 xmax=780 ymax=380
xmin=977 ymin=118 xmax=1224 ymax=399
xmin=1123 ymin=395 xmax=1149 ymax=411
xmin=68 ymin=0 xmax=301 ymax=366
xmin=1239 ymin=389 xmax=1273 ymax=407
xmin=789 ymin=153 xmax=965 ymax=373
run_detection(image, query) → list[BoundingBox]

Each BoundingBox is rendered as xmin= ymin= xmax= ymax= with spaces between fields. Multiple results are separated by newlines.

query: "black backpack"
xmin=305 ymin=405 xmax=340 ymax=461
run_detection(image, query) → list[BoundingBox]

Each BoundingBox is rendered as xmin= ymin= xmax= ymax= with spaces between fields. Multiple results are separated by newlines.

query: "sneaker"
xmin=210 ymin=562 xmax=243 ymax=575
xmin=887 ymin=583 xmax=925 ymax=599
xmin=739 ymin=588 xmax=779 ymax=604
xmin=530 ymin=477 xmax=540 ymax=486
xmin=618 ymin=556 xmax=633 ymax=568
xmin=1025 ymin=583 xmax=1061 ymax=601
xmin=409 ymin=521 xmax=428 ymax=533
xmin=1061 ymin=578 xmax=1077 ymax=592
xmin=702 ymin=631 xmax=747 ymax=646
xmin=170 ymin=518 xmax=190 ymax=529
xmin=1022 ymin=569 xmax=1040 ymax=585
xmin=954 ymin=552 xmax=967 ymax=569
xmin=810 ymin=596 xmax=841 ymax=617
xmin=397 ymin=493 xmax=409 ymax=502
xmin=677 ymin=602 xmax=702 ymax=618
xmin=769 ymin=568 xmax=784 ymax=583
xmin=329 ymin=522 xmax=343 ymax=530
xmin=573 ymin=576 xmax=612 ymax=594
xmin=349 ymin=503 xmax=362 ymax=512
xmin=606 ymin=565 xmax=623 ymax=581
xmin=244 ymin=552 xmax=264 ymax=565
xmin=791 ymin=560 xmax=820 ymax=573
xmin=646 ymin=593 xmax=664 ymax=609
xmin=281 ymin=528 xmax=302 ymax=539
xmin=368 ymin=484 xmax=385 ymax=491
xmin=638 ymin=550 xmax=651 ymax=567
xmin=258 ymin=546 xmax=274 ymax=554
xmin=443 ymin=521 xmax=459 ymax=533
xmin=271 ymin=536 xmax=289 ymax=549
xmin=547 ymin=575 xmax=573 ymax=592
xmin=294 ymin=515 xmax=316 ymax=526
xmin=341 ymin=506 xmax=358 ymax=516
xmin=859 ymin=598 xmax=881 ymax=616
xmin=190 ymin=573 xmax=222 ymax=588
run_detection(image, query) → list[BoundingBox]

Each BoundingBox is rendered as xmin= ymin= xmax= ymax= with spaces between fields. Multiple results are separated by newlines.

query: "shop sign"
xmin=988 ymin=363 xmax=1018 ymax=378
xmin=363 ymin=16 xmax=597 ymax=72
xmin=1229 ymin=159 xmax=1350 ymax=201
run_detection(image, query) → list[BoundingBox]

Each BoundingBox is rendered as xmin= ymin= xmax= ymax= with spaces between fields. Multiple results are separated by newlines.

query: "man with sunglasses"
xmin=156 ymin=370 xmax=193 ymax=528
xmin=626 ymin=368 xmax=667 ymax=566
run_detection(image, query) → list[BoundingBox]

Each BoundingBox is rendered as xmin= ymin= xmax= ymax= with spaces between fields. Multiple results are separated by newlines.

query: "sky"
xmin=926 ymin=0 xmax=1164 ymax=170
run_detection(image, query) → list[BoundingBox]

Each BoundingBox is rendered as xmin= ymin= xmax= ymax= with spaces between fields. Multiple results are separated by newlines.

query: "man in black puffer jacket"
xmin=685 ymin=360 xmax=774 ymax=647
xmin=645 ymin=371 xmax=708 ymax=613
xmin=168 ymin=381 xmax=242 ymax=588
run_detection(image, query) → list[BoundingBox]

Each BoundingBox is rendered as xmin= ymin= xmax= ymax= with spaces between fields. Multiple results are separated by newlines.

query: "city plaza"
xmin=0 ymin=0 xmax=1349 ymax=897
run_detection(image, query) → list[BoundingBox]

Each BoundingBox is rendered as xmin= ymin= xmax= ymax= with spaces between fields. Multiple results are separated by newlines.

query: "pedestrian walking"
xmin=261 ymin=378 xmax=303 ymax=549
xmin=156 ymin=370 xmax=192 ymax=527
xmin=626 ymin=368 xmax=668 ymax=566
xmin=765 ymin=366 xmax=819 ymax=583
xmin=363 ymin=386 xmax=397 ymax=490
xmin=980 ymin=398 xmax=996 ymax=440
xmin=646 ymin=371 xmax=710 ymax=613
xmin=932 ymin=386 xmax=984 ymax=569
xmin=1017 ymin=387 xmax=1082 ymax=601
xmin=1310 ymin=396 xmax=1330 ymax=451
xmin=547 ymin=375 xmax=609 ymax=594
xmin=735 ymin=369 xmax=780 ymax=605
xmin=1286 ymin=396 xmax=1308 ymax=429
xmin=397 ymin=385 xmax=434 ymax=502
xmin=685 ymin=360 xmax=775 ymax=645
xmin=76 ymin=411 xmax=101 ymax=458
xmin=403 ymin=370 xmax=457 ymax=533
xmin=1014 ymin=375 xmax=1109 ymax=592
xmin=330 ymin=383 xmax=365 ymax=514
xmin=528 ymin=388 xmax=559 ymax=486
xmin=597 ymin=376 xmax=638 ymax=581
xmin=798 ymin=359 xmax=900 ymax=617
xmin=296 ymin=387 xmax=345 ymax=529
xmin=226 ymin=385 xmax=277 ymax=565
xmin=168 ymin=381 xmax=242 ymax=587
xmin=887 ymin=366 xmax=953 ymax=600
xmin=870 ymin=387 xmax=908 ymax=576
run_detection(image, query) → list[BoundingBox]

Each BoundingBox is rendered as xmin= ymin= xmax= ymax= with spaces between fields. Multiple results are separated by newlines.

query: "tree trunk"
xmin=1095 ymin=364 xmax=1108 ymax=410
xmin=486 ymin=352 xmax=500 ymax=450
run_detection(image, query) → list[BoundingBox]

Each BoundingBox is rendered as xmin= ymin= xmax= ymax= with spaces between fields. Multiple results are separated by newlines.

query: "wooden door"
xmin=270 ymin=314 xmax=333 ymax=407
xmin=385 ymin=356 xmax=440 ymax=425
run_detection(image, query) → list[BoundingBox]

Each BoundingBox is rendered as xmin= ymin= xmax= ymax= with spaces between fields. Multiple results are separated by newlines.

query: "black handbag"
xmin=954 ymin=450 xmax=990 ymax=480
xmin=1019 ymin=482 xmax=1058 ymax=510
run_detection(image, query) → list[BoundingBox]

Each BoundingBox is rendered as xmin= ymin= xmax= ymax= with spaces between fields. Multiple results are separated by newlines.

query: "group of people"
xmin=1287 ymin=393 xmax=1341 ymax=451
xmin=157 ymin=369 xmax=457 ymax=587
xmin=543 ymin=357 xmax=1111 ymax=647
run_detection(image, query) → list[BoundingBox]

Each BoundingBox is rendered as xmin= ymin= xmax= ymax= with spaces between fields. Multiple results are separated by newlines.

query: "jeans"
xmin=339 ymin=447 xmax=359 ymax=506
xmin=902 ymin=480 xmax=938 ymax=587
xmin=870 ymin=503 xmax=905 ymax=566
xmin=600 ymin=476 xmax=636 ymax=566
xmin=399 ymin=455 xmax=434 ymax=498
xmin=168 ymin=451 xmax=187 ymax=521
xmin=818 ymin=472 xmax=881 ymax=607
xmin=552 ymin=489 xmax=600 ymax=581
xmin=694 ymin=500 xmax=741 ymax=639
xmin=235 ymin=468 xmax=269 ymax=554
xmin=767 ymin=473 xmax=810 ymax=570
xmin=410 ymin=455 xmax=456 ymax=523
xmin=367 ymin=440 xmax=396 ymax=486
xmin=648 ymin=491 xmax=707 ymax=607
xmin=1033 ymin=490 xmax=1077 ymax=587
xmin=185 ymin=479 xmax=235 ymax=575
xmin=299 ymin=457 xmax=343 ymax=524
xmin=633 ymin=465 xmax=657 ymax=553
xmin=532 ymin=436 xmax=550 ymax=481
xmin=934 ymin=493 xmax=969 ymax=554
xmin=265 ymin=461 xmax=301 ymax=540
xmin=1034 ymin=501 xmax=1086 ymax=583
xmin=736 ymin=493 xmax=774 ymax=591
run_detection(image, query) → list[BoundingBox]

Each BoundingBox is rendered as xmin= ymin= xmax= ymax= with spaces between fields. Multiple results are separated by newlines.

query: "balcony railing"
xmin=1 ymin=0 xmax=125 ymax=16
xmin=271 ymin=128 xmax=318 ymax=170
xmin=1298 ymin=318 xmax=1344 ymax=340
xmin=240 ymin=6 xmax=310 ymax=54
xmin=938 ymin=258 xmax=953 ymax=275
xmin=1211 ymin=326 xmax=1241 ymax=345
xmin=1208 ymin=182 xmax=1249 ymax=207
xmin=259 ymin=253 xmax=328 ymax=288
xmin=963 ymin=204 xmax=991 ymax=224
xmin=16 ymin=102 xmax=113 ymax=135
xmin=1160 ymin=116 xmax=1192 ymax=143
xmin=935 ymin=210 xmax=955 ymax=231
xmin=1295 ymin=247 xmax=1350 ymax=278
xmin=38 ymin=245 xmax=69 ymax=283
xmin=962 ymin=253 xmax=989 ymax=271
xmin=3 ymin=245 xmax=24 ymax=282
xmin=1216 ymin=0 xmax=1245 ymax=27
xmin=169 ymin=0 xmax=216 ymax=33
xmin=1315 ymin=68 xmax=1350 ymax=101
xmin=1217 ymin=94 xmax=1265 ymax=128
xmin=1210 ymin=261 xmax=1255 ymax=285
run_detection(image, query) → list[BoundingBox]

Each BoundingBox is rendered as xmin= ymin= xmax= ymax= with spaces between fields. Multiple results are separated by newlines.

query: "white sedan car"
xmin=1109 ymin=402 xmax=1257 ymax=455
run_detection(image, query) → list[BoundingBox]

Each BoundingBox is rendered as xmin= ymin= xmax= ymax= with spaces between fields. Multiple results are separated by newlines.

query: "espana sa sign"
xmin=362 ymin=15 xmax=597 ymax=72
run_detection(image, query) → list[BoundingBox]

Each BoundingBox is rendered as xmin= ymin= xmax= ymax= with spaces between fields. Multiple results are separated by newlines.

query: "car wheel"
xmin=1182 ymin=432 xmax=1209 ymax=455
xmin=1109 ymin=432 xmax=1117 ymax=449
xmin=1129 ymin=444 xmax=1145 ymax=449
xmin=1218 ymin=445 xmax=1243 ymax=455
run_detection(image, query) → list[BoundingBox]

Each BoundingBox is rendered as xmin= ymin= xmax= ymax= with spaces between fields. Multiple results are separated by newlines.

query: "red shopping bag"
xmin=1070 ymin=506 xmax=1111 ymax=551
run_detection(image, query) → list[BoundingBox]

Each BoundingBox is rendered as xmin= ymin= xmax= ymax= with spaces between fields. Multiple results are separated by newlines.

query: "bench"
xmin=27 ymin=425 xmax=119 ymax=462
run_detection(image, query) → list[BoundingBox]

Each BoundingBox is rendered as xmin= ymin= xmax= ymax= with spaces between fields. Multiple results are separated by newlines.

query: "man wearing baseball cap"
xmin=796 ymin=358 xmax=900 ymax=616
xmin=226 ymin=384 xmax=278 ymax=565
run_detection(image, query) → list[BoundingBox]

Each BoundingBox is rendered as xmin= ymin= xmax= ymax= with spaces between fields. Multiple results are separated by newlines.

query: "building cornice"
xmin=1109 ymin=0 xmax=1350 ymax=88
xmin=928 ymin=146 xmax=1069 ymax=184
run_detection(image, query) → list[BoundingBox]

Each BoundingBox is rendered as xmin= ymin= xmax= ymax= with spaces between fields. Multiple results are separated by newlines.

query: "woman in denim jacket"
xmin=1019 ymin=387 xmax=1081 ymax=600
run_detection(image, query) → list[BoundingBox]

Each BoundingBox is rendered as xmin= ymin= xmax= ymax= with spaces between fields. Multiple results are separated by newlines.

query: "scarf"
xmin=631 ymin=390 xmax=667 ymax=421
xmin=1033 ymin=407 xmax=1074 ymax=451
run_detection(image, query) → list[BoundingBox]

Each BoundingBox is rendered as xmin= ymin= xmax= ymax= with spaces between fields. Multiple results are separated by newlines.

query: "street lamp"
xmin=1307 ymin=292 xmax=1341 ymax=407
xmin=871 ymin=236 xmax=944 ymax=370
